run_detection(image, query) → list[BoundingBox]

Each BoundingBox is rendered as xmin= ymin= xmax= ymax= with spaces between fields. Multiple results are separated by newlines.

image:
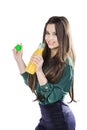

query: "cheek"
xmin=55 ymin=37 xmax=58 ymax=41
xmin=56 ymin=42 xmax=59 ymax=47
xmin=45 ymin=36 xmax=48 ymax=42
xmin=45 ymin=35 xmax=47 ymax=41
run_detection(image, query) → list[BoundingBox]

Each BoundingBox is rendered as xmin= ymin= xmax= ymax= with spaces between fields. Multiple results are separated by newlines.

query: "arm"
xmin=21 ymin=72 xmax=29 ymax=85
xmin=36 ymin=70 xmax=48 ymax=86
xmin=30 ymin=54 xmax=48 ymax=86
xmin=15 ymin=58 xmax=26 ymax=74
xmin=12 ymin=43 xmax=26 ymax=74
xmin=38 ymin=64 xmax=74 ymax=103
xmin=28 ymin=54 xmax=74 ymax=103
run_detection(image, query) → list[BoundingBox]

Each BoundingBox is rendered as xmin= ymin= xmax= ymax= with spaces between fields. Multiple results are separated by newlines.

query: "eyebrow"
xmin=46 ymin=30 xmax=56 ymax=34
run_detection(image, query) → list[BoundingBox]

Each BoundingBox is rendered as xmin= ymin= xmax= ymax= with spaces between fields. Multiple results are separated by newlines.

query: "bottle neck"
xmin=38 ymin=43 xmax=45 ymax=49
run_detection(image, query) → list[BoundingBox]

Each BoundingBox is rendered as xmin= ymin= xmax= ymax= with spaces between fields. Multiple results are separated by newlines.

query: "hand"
xmin=30 ymin=54 xmax=44 ymax=73
xmin=12 ymin=43 xmax=23 ymax=61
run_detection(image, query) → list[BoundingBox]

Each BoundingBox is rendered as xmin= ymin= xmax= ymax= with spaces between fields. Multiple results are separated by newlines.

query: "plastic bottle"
xmin=25 ymin=43 xmax=45 ymax=74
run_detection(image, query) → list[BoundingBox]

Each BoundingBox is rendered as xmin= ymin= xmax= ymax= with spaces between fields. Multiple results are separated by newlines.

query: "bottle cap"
xmin=15 ymin=44 xmax=22 ymax=51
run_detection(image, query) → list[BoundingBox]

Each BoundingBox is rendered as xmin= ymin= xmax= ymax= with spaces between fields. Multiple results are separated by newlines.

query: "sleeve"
xmin=39 ymin=64 xmax=74 ymax=103
xmin=21 ymin=72 xmax=29 ymax=85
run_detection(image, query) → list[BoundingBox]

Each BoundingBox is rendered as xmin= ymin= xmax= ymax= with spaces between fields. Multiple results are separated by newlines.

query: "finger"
xmin=31 ymin=61 xmax=38 ymax=66
xmin=20 ymin=43 xmax=23 ymax=48
xmin=12 ymin=48 xmax=16 ymax=53
xmin=33 ymin=55 xmax=42 ymax=61
xmin=30 ymin=56 xmax=39 ymax=65
xmin=12 ymin=47 xmax=19 ymax=55
xmin=31 ymin=57 xmax=40 ymax=64
xmin=20 ymin=43 xmax=22 ymax=46
xmin=20 ymin=43 xmax=23 ymax=52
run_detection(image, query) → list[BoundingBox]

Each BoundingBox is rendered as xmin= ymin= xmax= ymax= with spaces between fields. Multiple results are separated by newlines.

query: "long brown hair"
xmin=28 ymin=16 xmax=76 ymax=102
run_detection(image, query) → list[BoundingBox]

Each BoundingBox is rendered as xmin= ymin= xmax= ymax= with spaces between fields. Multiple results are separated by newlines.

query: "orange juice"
xmin=26 ymin=43 xmax=45 ymax=74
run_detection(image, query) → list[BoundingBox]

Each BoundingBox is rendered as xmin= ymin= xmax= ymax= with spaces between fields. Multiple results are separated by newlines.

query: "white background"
xmin=0 ymin=0 xmax=87 ymax=130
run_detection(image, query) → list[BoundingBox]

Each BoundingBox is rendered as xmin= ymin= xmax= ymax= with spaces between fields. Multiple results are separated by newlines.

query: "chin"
xmin=48 ymin=46 xmax=54 ymax=49
xmin=49 ymin=46 xmax=57 ymax=49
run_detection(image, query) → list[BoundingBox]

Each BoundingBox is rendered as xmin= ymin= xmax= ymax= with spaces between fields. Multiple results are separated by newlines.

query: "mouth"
xmin=47 ymin=41 xmax=55 ymax=46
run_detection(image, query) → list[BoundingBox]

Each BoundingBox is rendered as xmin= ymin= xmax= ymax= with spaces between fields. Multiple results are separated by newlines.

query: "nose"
xmin=48 ymin=34 xmax=53 ymax=40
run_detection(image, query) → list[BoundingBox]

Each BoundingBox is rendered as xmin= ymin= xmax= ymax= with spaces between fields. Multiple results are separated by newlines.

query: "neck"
xmin=51 ymin=47 xmax=58 ymax=58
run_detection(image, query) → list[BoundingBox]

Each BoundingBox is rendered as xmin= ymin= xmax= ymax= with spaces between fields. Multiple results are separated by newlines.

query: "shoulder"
xmin=60 ymin=57 xmax=74 ymax=79
xmin=66 ymin=57 xmax=73 ymax=67
xmin=64 ymin=57 xmax=74 ymax=79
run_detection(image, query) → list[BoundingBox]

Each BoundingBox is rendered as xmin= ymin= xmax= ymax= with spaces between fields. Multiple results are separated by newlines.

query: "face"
xmin=45 ymin=24 xmax=59 ymax=50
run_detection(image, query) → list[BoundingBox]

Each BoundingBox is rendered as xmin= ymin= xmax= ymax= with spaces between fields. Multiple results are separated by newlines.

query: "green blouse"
xmin=21 ymin=58 xmax=74 ymax=105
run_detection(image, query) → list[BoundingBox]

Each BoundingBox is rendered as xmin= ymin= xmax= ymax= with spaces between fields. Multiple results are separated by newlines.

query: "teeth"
xmin=48 ymin=42 xmax=53 ymax=44
xmin=48 ymin=43 xmax=53 ymax=45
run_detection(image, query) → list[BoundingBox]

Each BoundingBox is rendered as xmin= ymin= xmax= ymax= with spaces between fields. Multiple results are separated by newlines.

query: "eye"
xmin=53 ymin=32 xmax=57 ymax=35
xmin=45 ymin=31 xmax=50 ymax=35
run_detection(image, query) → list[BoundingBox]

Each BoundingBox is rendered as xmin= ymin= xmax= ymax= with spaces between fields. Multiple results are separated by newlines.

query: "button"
xmin=45 ymin=86 xmax=48 ymax=90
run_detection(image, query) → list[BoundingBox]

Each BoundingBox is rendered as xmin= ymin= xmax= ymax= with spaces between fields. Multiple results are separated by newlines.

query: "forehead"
xmin=46 ymin=24 xmax=56 ymax=32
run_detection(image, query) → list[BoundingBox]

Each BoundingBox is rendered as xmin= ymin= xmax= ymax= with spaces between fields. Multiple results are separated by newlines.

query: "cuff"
xmin=39 ymin=82 xmax=54 ymax=98
xmin=20 ymin=72 xmax=28 ymax=78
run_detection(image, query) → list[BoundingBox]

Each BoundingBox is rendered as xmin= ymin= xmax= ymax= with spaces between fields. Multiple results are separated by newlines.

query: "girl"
xmin=13 ymin=16 xmax=76 ymax=130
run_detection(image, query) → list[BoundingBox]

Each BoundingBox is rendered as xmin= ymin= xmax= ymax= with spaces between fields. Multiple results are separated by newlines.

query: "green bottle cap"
xmin=15 ymin=44 xmax=22 ymax=51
